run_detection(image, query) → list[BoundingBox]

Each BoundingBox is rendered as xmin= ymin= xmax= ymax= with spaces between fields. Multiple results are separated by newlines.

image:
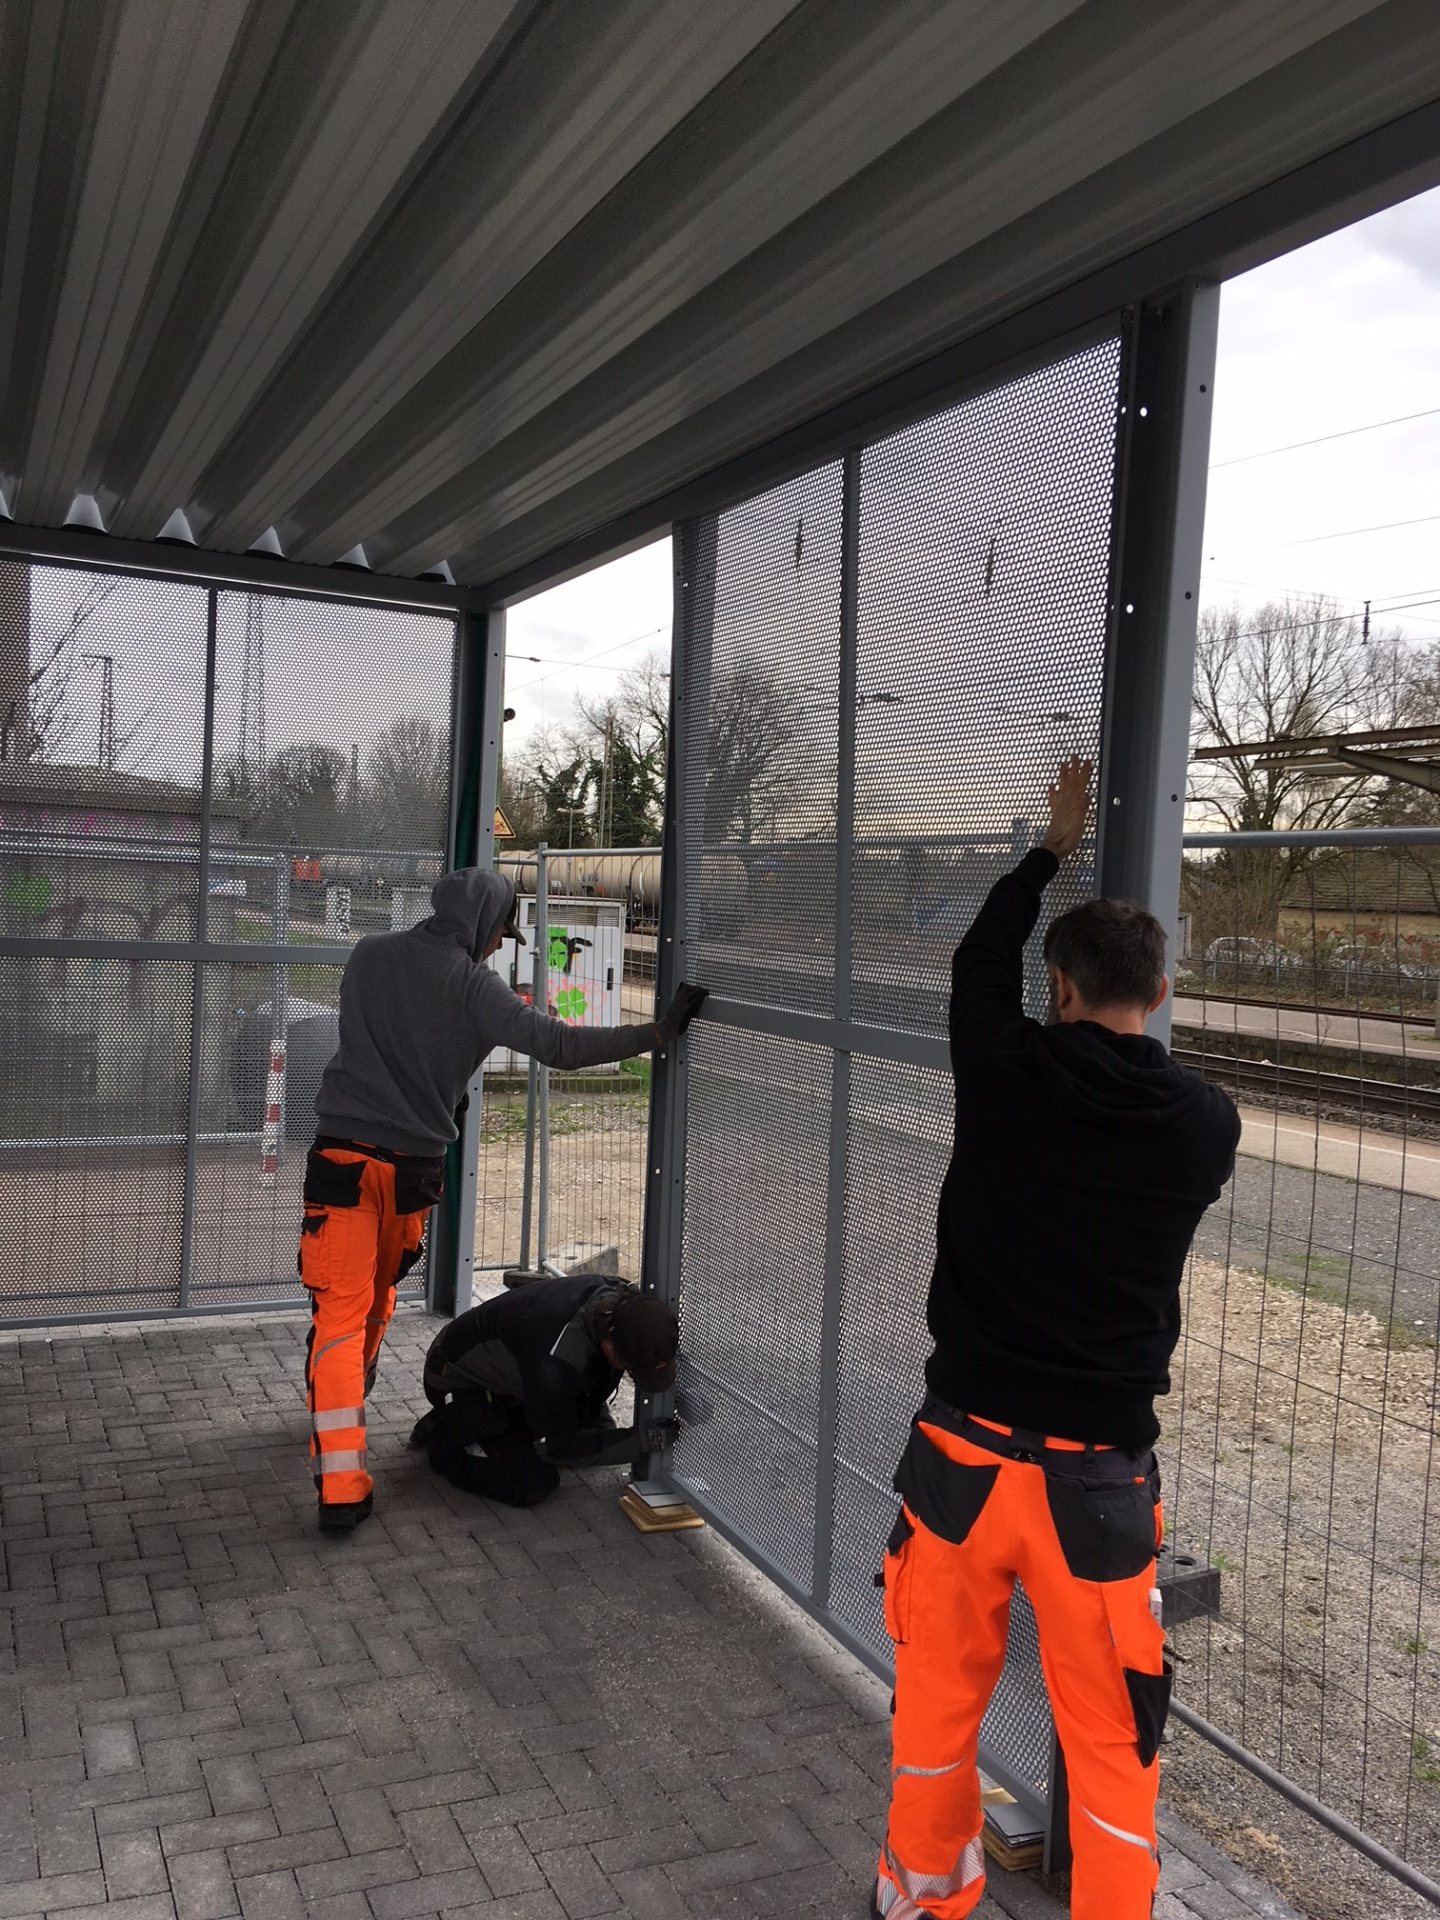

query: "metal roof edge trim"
xmin=478 ymin=97 xmax=1440 ymax=606
xmin=0 ymin=519 xmax=475 ymax=613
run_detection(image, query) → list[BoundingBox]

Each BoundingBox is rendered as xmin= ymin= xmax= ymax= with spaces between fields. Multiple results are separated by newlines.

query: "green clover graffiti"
xmin=548 ymin=928 xmax=569 ymax=970
xmin=555 ymin=985 xmax=587 ymax=1020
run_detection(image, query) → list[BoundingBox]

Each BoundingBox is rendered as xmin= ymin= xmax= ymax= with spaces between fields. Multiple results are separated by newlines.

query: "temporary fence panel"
xmin=0 ymin=557 xmax=457 ymax=1323
xmin=659 ymin=327 xmax=1126 ymax=1829
xmin=470 ymin=851 xmax=655 ymax=1286
xmin=1167 ymin=827 xmax=1440 ymax=1895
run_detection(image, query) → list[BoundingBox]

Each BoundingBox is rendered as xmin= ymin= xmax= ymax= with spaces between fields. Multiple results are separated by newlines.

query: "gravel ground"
xmin=1194 ymin=1152 xmax=1440 ymax=1343
xmin=1163 ymin=1255 xmax=1440 ymax=1915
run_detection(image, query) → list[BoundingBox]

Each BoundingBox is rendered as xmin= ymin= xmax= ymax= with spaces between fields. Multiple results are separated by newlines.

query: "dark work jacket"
xmin=315 ymin=868 xmax=654 ymax=1158
xmin=925 ymin=848 xmax=1241 ymax=1448
xmin=423 ymin=1275 xmax=641 ymax=1467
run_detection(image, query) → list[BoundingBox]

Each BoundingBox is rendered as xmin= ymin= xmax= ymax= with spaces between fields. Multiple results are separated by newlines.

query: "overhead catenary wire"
xmin=1209 ymin=402 xmax=1440 ymax=470
xmin=505 ymin=621 xmax=670 ymax=696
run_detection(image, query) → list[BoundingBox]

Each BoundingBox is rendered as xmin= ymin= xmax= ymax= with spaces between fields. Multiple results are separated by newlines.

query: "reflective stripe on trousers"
xmin=300 ymin=1147 xmax=428 ymax=1508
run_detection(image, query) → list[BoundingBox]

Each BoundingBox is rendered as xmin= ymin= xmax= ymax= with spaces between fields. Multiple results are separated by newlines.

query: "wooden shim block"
xmin=620 ymin=1486 xmax=706 ymax=1533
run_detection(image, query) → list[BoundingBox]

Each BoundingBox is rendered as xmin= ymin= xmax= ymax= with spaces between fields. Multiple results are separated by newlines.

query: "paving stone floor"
xmin=0 ymin=1303 xmax=1307 ymax=1920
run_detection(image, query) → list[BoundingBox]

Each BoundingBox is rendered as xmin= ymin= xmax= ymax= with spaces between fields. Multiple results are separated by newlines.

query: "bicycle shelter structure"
xmin=1 ymin=0 xmax=1439 ymax=1897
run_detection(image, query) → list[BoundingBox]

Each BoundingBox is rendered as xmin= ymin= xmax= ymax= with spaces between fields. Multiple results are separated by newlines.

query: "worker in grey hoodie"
xmin=300 ymin=866 xmax=705 ymax=1533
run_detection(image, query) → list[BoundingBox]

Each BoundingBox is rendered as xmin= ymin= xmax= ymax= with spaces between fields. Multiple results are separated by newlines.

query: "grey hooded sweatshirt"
xmin=313 ymin=868 xmax=655 ymax=1157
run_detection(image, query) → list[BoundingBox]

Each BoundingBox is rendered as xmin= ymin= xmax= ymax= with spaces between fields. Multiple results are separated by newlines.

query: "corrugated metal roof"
xmin=1 ymin=0 xmax=1437 ymax=588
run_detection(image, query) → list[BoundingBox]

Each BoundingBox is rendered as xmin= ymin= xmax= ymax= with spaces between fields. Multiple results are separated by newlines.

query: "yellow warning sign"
xmin=493 ymin=806 xmax=516 ymax=839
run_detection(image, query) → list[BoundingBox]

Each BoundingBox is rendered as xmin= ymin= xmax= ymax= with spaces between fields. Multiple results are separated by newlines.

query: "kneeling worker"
xmin=301 ymin=867 xmax=705 ymax=1534
xmin=410 ymin=1273 xmax=680 ymax=1506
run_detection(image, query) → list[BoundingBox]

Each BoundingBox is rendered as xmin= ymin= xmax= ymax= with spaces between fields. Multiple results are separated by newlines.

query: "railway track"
xmin=1171 ymin=1048 xmax=1440 ymax=1121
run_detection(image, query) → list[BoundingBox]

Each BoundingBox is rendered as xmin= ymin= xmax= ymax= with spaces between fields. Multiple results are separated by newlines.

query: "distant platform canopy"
xmin=0 ymin=0 xmax=1438 ymax=594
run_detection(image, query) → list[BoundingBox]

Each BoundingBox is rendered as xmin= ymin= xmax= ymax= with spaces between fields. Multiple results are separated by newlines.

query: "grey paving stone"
xmin=100 ymin=1830 xmax=171 ymax=1898
xmin=329 ymin=1790 xmax=405 ymax=1858
xmin=0 ymin=1870 xmax=107 ymax=1917
xmin=0 ymin=1311 xmax=1306 ymax=1920
xmin=36 ymin=1812 xmax=99 ymax=1878
xmin=234 ymin=1869 xmax=307 ymax=1920
xmin=537 ymin=1844 xmax=624 ymax=1917
xmin=1180 ymin=1889 xmax=1262 ymax=1920
xmin=159 ymin=1813 xmax=280 ymax=1860
xmin=466 ymin=1826 xmax=547 ymax=1898
xmin=396 ymin=1809 xmax=474 ymax=1877
xmin=293 ymin=1848 xmax=418 ymax=1900
xmin=97 ymin=1793 xmax=212 ymax=1838
xmin=168 ymin=1851 xmax=240 ymax=1920
xmin=365 ymin=1866 xmax=494 ymax=1919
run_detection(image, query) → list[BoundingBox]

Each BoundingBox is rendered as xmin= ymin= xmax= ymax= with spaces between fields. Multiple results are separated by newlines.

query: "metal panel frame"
xmin=431 ymin=604 xmax=504 ymax=1316
xmin=648 ymin=294 xmax=1221 ymax=1851
xmin=0 ymin=551 xmax=466 ymax=1326
xmin=1097 ymin=282 xmax=1220 ymax=1046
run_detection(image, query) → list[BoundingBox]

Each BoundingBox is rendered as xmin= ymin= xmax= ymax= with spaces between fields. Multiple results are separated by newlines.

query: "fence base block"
xmin=1157 ymin=1542 xmax=1221 ymax=1627
xmin=621 ymin=1482 xmax=705 ymax=1533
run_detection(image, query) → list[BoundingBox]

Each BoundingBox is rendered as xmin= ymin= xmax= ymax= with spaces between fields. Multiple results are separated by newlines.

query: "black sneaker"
xmin=318 ymin=1493 xmax=373 ymax=1534
xmin=408 ymin=1410 xmax=439 ymax=1451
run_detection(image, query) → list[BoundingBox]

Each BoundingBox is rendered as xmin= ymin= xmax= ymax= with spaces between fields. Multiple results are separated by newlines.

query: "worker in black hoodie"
xmin=301 ymin=867 xmax=704 ymax=1534
xmin=874 ymin=758 xmax=1239 ymax=1920
xmin=409 ymin=1273 xmax=681 ymax=1508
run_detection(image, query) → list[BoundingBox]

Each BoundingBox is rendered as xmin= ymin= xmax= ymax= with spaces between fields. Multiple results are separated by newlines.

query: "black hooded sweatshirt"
xmin=927 ymin=848 xmax=1240 ymax=1449
xmin=314 ymin=868 xmax=655 ymax=1157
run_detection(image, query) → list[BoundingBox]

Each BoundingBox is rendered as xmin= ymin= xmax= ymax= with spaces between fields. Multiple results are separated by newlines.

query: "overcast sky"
xmin=505 ymin=177 xmax=1440 ymax=761
xmin=1202 ymin=179 xmax=1440 ymax=644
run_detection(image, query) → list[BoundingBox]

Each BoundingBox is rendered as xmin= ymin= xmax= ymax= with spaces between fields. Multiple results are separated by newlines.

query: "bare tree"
xmin=1190 ymin=596 xmax=1412 ymax=833
xmin=703 ymin=660 xmax=806 ymax=845
xmin=1187 ymin=598 xmax=1427 ymax=950
xmin=362 ymin=714 xmax=449 ymax=849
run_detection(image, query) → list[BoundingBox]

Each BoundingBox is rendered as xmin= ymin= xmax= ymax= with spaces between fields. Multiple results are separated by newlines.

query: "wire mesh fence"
xmin=469 ymin=848 xmax=658 ymax=1287
xmin=0 ymin=558 xmax=457 ymax=1322
xmin=1167 ymin=828 xmax=1440 ymax=1882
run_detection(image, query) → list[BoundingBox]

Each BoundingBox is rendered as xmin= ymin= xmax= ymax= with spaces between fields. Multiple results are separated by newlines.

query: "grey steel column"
xmin=812 ymin=447 xmax=861 ymax=1608
xmin=1097 ymin=282 xmax=1219 ymax=1045
xmin=177 ymin=587 xmax=219 ymax=1311
xmin=431 ymin=605 xmax=497 ymax=1316
xmin=534 ymin=845 xmax=552 ymax=1269
xmin=635 ymin=521 xmax=713 ymax=1470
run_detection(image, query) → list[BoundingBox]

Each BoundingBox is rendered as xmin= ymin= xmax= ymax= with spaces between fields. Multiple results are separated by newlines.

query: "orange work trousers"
xmin=877 ymin=1406 xmax=1169 ymax=1920
xmin=298 ymin=1141 xmax=441 ymax=1510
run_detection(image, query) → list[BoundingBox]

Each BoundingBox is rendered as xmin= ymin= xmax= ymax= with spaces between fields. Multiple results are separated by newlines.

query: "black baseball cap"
xmin=610 ymin=1292 xmax=678 ymax=1394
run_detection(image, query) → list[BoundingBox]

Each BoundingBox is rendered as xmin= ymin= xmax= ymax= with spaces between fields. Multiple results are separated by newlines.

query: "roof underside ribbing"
xmin=1 ymin=0 xmax=1438 ymax=589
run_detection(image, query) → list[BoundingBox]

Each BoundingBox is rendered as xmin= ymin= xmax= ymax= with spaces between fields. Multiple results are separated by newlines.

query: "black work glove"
xmin=653 ymin=981 xmax=708 ymax=1048
xmin=641 ymin=1416 xmax=683 ymax=1453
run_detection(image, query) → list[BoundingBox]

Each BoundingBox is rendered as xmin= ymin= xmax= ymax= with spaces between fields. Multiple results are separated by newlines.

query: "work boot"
xmin=318 ymin=1493 xmax=373 ymax=1535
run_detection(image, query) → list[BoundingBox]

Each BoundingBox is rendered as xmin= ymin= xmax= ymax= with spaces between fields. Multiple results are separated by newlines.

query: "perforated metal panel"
xmin=683 ymin=464 xmax=844 ymax=1017
xmin=676 ymin=1022 xmax=830 ymax=1593
xmin=853 ymin=337 xmax=1120 ymax=1032
xmin=0 ymin=558 xmax=456 ymax=1323
xmin=666 ymin=329 xmax=1125 ymax=1829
